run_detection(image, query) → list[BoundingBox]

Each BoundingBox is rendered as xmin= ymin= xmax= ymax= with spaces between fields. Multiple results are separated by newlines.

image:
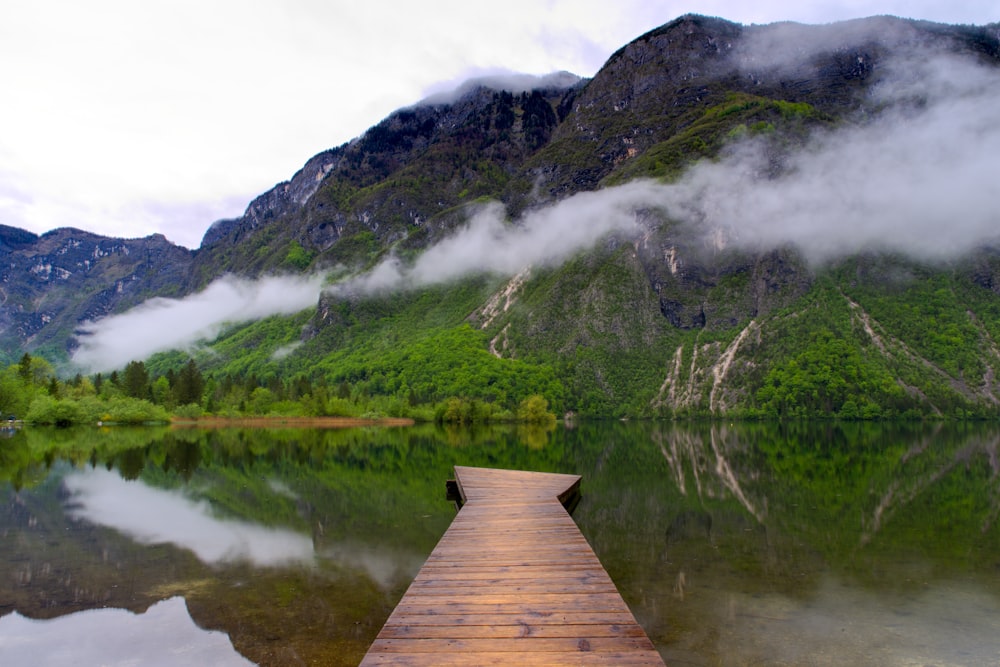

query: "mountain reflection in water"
xmin=0 ymin=422 xmax=998 ymax=666
xmin=0 ymin=596 xmax=253 ymax=666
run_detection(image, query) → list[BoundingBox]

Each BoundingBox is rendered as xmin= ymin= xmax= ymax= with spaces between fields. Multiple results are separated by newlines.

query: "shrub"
xmin=25 ymin=396 xmax=86 ymax=426
xmin=517 ymin=395 xmax=557 ymax=425
xmin=173 ymin=403 xmax=204 ymax=420
xmin=104 ymin=397 xmax=171 ymax=424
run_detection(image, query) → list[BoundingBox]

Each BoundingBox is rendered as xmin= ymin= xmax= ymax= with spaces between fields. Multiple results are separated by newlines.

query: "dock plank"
xmin=359 ymin=466 xmax=665 ymax=666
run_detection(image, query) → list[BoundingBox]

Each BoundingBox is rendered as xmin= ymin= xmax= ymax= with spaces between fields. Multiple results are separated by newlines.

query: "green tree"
xmin=282 ymin=240 xmax=314 ymax=271
xmin=25 ymin=395 xmax=85 ymax=426
xmin=173 ymin=359 xmax=204 ymax=406
xmin=248 ymin=387 xmax=274 ymax=415
xmin=122 ymin=361 xmax=150 ymax=399
xmin=17 ymin=353 xmax=32 ymax=382
xmin=517 ymin=394 xmax=556 ymax=425
xmin=151 ymin=376 xmax=172 ymax=406
xmin=16 ymin=354 xmax=55 ymax=386
xmin=0 ymin=368 xmax=31 ymax=418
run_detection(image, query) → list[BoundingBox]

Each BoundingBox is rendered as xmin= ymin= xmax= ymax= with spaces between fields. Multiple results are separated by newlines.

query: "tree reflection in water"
xmin=0 ymin=421 xmax=998 ymax=666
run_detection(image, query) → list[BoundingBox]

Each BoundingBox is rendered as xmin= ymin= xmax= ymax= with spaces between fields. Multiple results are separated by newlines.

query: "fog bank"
xmin=669 ymin=54 xmax=1000 ymax=263
xmin=72 ymin=273 xmax=325 ymax=373
xmin=326 ymin=182 xmax=662 ymax=297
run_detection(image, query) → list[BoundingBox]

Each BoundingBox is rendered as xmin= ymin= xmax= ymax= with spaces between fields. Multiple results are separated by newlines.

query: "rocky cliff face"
xmin=200 ymin=147 xmax=346 ymax=248
xmin=192 ymin=75 xmax=584 ymax=277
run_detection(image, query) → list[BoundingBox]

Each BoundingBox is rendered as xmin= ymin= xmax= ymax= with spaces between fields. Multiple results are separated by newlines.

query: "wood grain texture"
xmin=359 ymin=466 xmax=665 ymax=666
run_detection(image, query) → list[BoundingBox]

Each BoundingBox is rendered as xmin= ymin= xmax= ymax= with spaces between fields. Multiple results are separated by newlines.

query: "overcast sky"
xmin=2 ymin=1 xmax=997 ymax=249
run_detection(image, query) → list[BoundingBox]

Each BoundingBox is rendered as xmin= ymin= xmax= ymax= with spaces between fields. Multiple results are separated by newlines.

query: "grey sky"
xmin=2 ymin=1 xmax=996 ymax=248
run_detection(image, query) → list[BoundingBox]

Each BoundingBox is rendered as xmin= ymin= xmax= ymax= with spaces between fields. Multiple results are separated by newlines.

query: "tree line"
xmin=2 ymin=353 xmax=556 ymax=426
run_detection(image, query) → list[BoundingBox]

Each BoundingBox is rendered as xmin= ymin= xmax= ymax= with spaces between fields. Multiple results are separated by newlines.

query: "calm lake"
xmin=1 ymin=421 xmax=999 ymax=666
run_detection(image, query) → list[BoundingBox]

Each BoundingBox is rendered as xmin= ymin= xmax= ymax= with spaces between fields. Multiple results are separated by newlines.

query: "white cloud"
xmin=663 ymin=53 xmax=1000 ymax=263
xmin=328 ymin=183 xmax=661 ymax=296
xmin=72 ymin=273 xmax=325 ymax=372
xmin=270 ymin=341 xmax=303 ymax=361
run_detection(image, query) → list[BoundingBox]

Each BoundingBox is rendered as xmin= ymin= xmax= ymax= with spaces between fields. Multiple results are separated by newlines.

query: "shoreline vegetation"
xmin=4 ymin=351 xmax=996 ymax=429
xmin=3 ymin=354 xmax=560 ymax=427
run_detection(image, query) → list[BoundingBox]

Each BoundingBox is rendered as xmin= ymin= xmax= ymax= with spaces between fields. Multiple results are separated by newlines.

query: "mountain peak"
xmin=418 ymin=71 xmax=584 ymax=107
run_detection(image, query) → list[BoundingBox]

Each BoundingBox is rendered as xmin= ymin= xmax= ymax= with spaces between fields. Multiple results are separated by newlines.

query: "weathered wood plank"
xmin=378 ymin=611 xmax=643 ymax=627
xmin=359 ymin=466 xmax=665 ymax=666
xmin=369 ymin=636 xmax=656 ymax=652
xmin=388 ymin=597 xmax=633 ymax=614
xmin=411 ymin=569 xmax=610 ymax=581
xmin=377 ymin=623 xmax=651 ymax=639
xmin=405 ymin=583 xmax=620 ymax=596
xmin=360 ymin=652 xmax=667 ymax=666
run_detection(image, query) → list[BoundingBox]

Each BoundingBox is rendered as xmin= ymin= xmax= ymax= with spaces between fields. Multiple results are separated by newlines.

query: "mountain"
xmin=0 ymin=225 xmax=194 ymax=363
xmin=3 ymin=14 xmax=1000 ymax=418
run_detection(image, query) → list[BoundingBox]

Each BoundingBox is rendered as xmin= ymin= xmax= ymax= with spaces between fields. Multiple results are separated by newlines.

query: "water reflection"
xmin=1 ymin=425 xmax=470 ymax=666
xmin=654 ymin=425 xmax=767 ymax=521
xmin=319 ymin=540 xmax=427 ymax=590
xmin=717 ymin=577 xmax=1000 ymax=666
xmin=1 ymin=422 xmax=998 ymax=666
xmin=63 ymin=468 xmax=315 ymax=567
xmin=570 ymin=421 xmax=1000 ymax=666
xmin=0 ymin=596 xmax=252 ymax=666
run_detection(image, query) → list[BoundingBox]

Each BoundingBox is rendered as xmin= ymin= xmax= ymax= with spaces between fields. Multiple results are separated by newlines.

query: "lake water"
xmin=1 ymin=421 xmax=999 ymax=666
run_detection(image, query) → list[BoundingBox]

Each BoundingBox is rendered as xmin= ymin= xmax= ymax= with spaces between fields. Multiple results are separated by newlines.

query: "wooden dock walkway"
xmin=360 ymin=466 xmax=665 ymax=666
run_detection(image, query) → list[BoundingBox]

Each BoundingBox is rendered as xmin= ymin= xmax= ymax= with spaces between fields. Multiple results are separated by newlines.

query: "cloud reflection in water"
xmin=0 ymin=596 xmax=253 ymax=666
xmin=63 ymin=468 xmax=314 ymax=567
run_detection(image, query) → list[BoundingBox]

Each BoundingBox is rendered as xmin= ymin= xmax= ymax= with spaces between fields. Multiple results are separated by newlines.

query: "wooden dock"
xmin=360 ymin=465 xmax=665 ymax=666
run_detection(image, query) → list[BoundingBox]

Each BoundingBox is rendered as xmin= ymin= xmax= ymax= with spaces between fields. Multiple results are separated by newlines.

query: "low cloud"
xmin=732 ymin=16 xmax=908 ymax=73
xmin=270 ymin=341 xmax=303 ymax=361
xmin=667 ymin=53 xmax=1000 ymax=263
xmin=419 ymin=70 xmax=582 ymax=105
xmin=327 ymin=182 xmax=663 ymax=297
xmin=72 ymin=273 xmax=325 ymax=373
